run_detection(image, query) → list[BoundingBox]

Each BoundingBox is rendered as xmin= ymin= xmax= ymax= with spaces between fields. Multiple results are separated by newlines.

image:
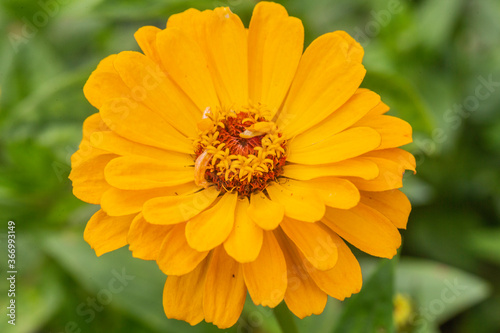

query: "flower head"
xmin=70 ymin=1 xmax=415 ymax=328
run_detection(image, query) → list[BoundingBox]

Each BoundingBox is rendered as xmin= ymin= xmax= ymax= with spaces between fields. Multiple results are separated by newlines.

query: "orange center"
xmin=194 ymin=109 xmax=287 ymax=197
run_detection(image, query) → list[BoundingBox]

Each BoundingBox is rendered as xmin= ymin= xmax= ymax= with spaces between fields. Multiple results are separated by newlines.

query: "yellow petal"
xmin=101 ymin=182 xmax=200 ymax=216
xmin=283 ymin=157 xmax=379 ymax=181
xmin=83 ymin=55 xmax=130 ymax=109
xmin=99 ymin=98 xmax=193 ymax=154
xmin=157 ymin=223 xmax=209 ymax=276
xmin=142 ymin=187 xmax=219 ymax=225
xmin=243 ymin=231 xmax=287 ymax=307
xmin=186 ymin=192 xmax=238 ymax=252
xmin=302 ymin=228 xmax=362 ymax=300
xmin=280 ymin=217 xmax=338 ymax=271
xmin=70 ymin=114 xmax=111 ymax=202
xmin=134 ymin=26 xmax=161 ymax=63
xmin=128 ymin=214 xmax=174 ymax=260
xmin=104 ymin=155 xmax=194 ymax=190
xmin=290 ymin=89 xmax=381 ymax=149
xmin=365 ymin=99 xmax=390 ymax=117
xmin=287 ymin=127 xmax=381 ymax=165
xmin=346 ymin=148 xmax=416 ymax=191
xmin=266 ymin=181 xmax=325 ymax=222
xmin=347 ymin=159 xmax=403 ymax=191
xmin=168 ymin=8 xmax=246 ymax=108
xmin=365 ymin=148 xmax=417 ymax=172
xmin=71 ymin=113 xmax=109 ymax=170
xmin=71 ymin=139 xmax=107 ymax=170
xmin=202 ymin=8 xmax=248 ymax=108
xmin=224 ymin=198 xmax=264 ymax=263
xmin=70 ymin=153 xmax=115 ymax=204
xmin=275 ymin=230 xmax=327 ymax=318
xmin=360 ymin=190 xmax=411 ymax=229
xmin=113 ymin=51 xmax=199 ymax=137
xmin=90 ymin=130 xmax=193 ymax=163
xmin=94 ymin=53 xmax=117 ymax=73
xmin=248 ymin=191 xmax=285 ymax=230
xmin=204 ymin=246 xmax=247 ymax=329
xmin=354 ymin=115 xmax=413 ymax=150
xmin=84 ymin=209 xmax=135 ymax=256
xmin=248 ymin=1 xmax=304 ymax=115
xmin=163 ymin=256 xmax=209 ymax=326
xmin=156 ymin=27 xmax=219 ymax=111
xmin=277 ymin=31 xmax=366 ymax=138
xmin=166 ymin=8 xmax=202 ymax=40
xmin=81 ymin=113 xmax=109 ymax=145
xmin=323 ymin=204 xmax=401 ymax=258
xmin=71 ymin=139 xmax=106 ymax=171
xmin=300 ymin=177 xmax=360 ymax=209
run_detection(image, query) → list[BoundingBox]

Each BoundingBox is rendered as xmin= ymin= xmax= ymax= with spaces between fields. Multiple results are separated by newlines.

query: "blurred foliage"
xmin=334 ymin=257 xmax=396 ymax=333
xmin=1 ymin=0 xmax=500 ymax=332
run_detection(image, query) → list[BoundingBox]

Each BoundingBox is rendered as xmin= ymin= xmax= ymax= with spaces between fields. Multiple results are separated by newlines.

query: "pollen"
xmin=194 ymin=105 xmax=287 ymax=197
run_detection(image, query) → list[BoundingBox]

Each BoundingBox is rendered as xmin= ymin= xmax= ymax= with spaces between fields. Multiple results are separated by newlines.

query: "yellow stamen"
xmin=194 ymin=105 xmax=287 ymax=196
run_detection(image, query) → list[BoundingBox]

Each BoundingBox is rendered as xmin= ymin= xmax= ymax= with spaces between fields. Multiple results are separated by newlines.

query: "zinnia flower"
xmin=70 ymin=1 xmax=415 ymax=329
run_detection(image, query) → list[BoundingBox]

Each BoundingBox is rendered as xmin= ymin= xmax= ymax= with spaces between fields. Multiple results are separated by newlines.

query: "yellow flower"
xmin=394 ymin=293 xmax=413 ymax=329
xmin=70 ymin=1 xmax=415 ymax=329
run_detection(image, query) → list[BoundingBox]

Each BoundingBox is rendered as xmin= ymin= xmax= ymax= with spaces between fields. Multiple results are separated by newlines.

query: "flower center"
xmin=194 ymin=106 xmax=287 ymax=197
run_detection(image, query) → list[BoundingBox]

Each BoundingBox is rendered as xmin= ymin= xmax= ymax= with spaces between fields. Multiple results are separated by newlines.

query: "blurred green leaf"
xmin=400 ymin=175 xmax=435 ymax=207
xmin=334 ymin=258 xmax=395 ymax=333
xmin=240 ymin=297 xmax=281 ymax=333
xmin=1 ymin=69 xmax=88 ymax=141
xmin=456 ymin=297 xmax=500 ymax=333
xmin=273 ymin=302 xmax=300 ymax=333
xmin=13 ymin=268 xmax=65 ymax=333
xmin=297 ymin=298 xmax=342 ymax=333
xmin=361 ymin=71 xmax=435 ymax=135
xmin=404 ymin=208 xmax=482 ymax=271
xmin=469 ymin=0 xmax=500 ymax=46
xmin=416 ymin=0 xmax=465 ymax=50
xmin=42 ymin=230 xmax=231 ymax=333
xmin=483 ymin=121 xmax=500 ymax=153
xmin=468 ymin=228 xmax=500 ymax=266
xmin=0 ymin=233 xmax=64 ymax=333
xmin=396 ymin=258 xmax=491 ymax=330
xmin=0 ymin=140 xmax=72 ymax=227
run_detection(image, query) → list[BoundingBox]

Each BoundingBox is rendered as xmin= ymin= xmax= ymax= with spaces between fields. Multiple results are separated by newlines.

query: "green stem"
xmin=273 ymin=302 xmax=300 ymax=333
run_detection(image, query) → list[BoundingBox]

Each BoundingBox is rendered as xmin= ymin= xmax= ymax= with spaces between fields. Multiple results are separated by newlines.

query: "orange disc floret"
xmin=195 ymin=109 xmax=287 ymax=197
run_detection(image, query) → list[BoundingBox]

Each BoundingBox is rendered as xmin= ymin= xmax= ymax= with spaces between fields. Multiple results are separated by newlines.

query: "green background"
xmin=1 ymin=0 xmax=499 ymax=332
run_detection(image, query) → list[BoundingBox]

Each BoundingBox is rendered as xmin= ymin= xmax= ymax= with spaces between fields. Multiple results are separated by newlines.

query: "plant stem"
xmin=273 ymin=302 xmax=300 ymax=333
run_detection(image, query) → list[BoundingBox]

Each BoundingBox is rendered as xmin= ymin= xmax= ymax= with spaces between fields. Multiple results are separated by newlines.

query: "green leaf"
xmin=42 ymin=230 xmax=230 ymax=333
xmin=1 ymin=69 xmax=88 ymax=141
xmin=396 ymin=258 xmax=491 ymax=330
xmin=403 ymin=208 xmax=481 ymax=271
xmin=468 ymin=228 xmax=500 ymax=266
xmin=0 ymin=140 xmax=72 ymax=227
xmin=361 ymin=71 xmax=435 ymax=136
xmin=333 ymin=258 xmax=396 ymax=333
xmin=240 ymin=297 xmax=281 ymax=333
xmin=12 ymin=268 xmax=65 ymax=333
xmin=274 ymin=302 xmax=300 ymax=333
xmin=0 ymin=233 xmax=64 ymax=333
xmin=484 ymin=121 xmax=500 ymax=152
xmin=297 ymin=298 xmax=342 ymax=333
xmin=416 ymin=0 xmax=465 ymax=50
